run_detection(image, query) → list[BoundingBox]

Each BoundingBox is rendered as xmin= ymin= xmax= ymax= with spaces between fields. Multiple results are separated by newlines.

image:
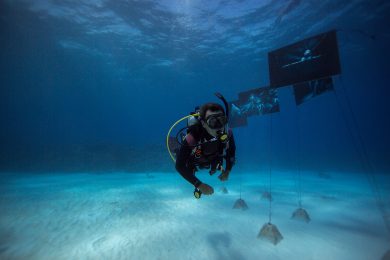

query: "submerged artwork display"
xmin=237 ymin=87 xmax=280 ymax=116
xmin=228 ymin=87 xmax=280 ymax=128
xmin=229 ymin=101 xmax=248 ymax=128
xmin=293 ymin=77 xmax=334 ymax=105
xmin=268 ymin=30 xmax=341 ymax=88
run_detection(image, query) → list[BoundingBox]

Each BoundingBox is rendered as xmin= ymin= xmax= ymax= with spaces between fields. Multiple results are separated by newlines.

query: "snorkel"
xmin=214 ymin=92 xmax=230 ymax=122
xmin=214 ymin=92 xmax=230 ymax=143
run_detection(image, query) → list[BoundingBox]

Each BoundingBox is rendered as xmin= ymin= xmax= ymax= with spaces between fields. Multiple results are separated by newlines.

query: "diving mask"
xmin=205 ymin=113 xmax=227 ymax=130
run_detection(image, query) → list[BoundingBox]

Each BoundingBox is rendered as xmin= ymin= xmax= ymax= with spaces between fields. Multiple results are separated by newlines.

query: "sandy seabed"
xmin=0 ymin=170 xmax=389 ymax=260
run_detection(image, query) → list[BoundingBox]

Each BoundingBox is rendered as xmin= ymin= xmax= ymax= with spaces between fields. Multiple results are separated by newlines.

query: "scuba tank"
xmin=187 ymin=106 xmax=200 ymax=127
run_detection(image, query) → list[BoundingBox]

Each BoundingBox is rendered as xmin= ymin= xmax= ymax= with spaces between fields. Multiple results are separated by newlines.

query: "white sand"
xmin=0 ymin=170 xmax=389 ymax=260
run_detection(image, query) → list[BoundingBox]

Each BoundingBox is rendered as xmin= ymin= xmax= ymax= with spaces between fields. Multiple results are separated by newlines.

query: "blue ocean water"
xmin=1 ymin=1 xmax=390 ymax=259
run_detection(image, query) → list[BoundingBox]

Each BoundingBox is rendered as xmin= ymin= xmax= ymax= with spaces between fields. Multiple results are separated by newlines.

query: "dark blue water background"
xmin=1 ymin=0 xmax=389 ymax=173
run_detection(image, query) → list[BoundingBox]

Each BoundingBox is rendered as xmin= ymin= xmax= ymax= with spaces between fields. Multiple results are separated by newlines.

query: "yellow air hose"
xmin=166 ymin=113 xmax=200 ymax=162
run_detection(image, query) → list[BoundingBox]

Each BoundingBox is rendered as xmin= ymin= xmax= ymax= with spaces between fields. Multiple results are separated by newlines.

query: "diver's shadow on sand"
xmin=207 ymin=232 xmax=246 ymax=260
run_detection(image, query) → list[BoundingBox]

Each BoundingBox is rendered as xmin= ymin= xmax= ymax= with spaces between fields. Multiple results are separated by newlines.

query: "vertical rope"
xmin=296 ymin=106 xmax=302 ymax=208
xmin=268 ymin=114 xmax=273 ymax=223
xmin=239 ymin=170 xmax=242 ymax=199
xmin=334 ymin=76 xmax=389 ymax=235
xmin=338 ymin=77 xmax=383 ymax=200
xmin=292 ymin=105 xmax=300 ymax=207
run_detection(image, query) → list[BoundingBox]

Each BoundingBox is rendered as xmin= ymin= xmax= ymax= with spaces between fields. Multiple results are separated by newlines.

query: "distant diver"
xmin=166 ymin=93 xmax=236 ymax=199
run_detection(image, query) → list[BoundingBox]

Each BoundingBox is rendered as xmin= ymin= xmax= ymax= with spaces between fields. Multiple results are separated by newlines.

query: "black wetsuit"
xmin=175 ymin=124 xmax=236 ymax=188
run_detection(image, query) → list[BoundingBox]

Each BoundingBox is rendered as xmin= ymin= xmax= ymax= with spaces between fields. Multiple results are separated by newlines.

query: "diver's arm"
xmin=175 ymin=139 xmax=202 ymax=188
xmin=225 ymin=132 xmax=236 ymax=172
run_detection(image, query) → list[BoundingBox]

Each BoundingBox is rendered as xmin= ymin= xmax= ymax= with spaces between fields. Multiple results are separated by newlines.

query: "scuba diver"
xmin=166 ymin=93 xmax=236 ymax=198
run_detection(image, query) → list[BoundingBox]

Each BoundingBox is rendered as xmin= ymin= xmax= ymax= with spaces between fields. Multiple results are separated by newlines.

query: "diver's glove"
xmin=218 ymin=170 xmax=230 ymax=181
xmin=198 ymin=183 xmax=214 ymax=195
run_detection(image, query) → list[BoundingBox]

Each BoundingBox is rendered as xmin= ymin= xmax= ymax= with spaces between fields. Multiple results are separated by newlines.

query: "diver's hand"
xmin=218 ymin=170 xmax=230 ymax=181
xmin=198 ymin=183 xmax=214 ymax=195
